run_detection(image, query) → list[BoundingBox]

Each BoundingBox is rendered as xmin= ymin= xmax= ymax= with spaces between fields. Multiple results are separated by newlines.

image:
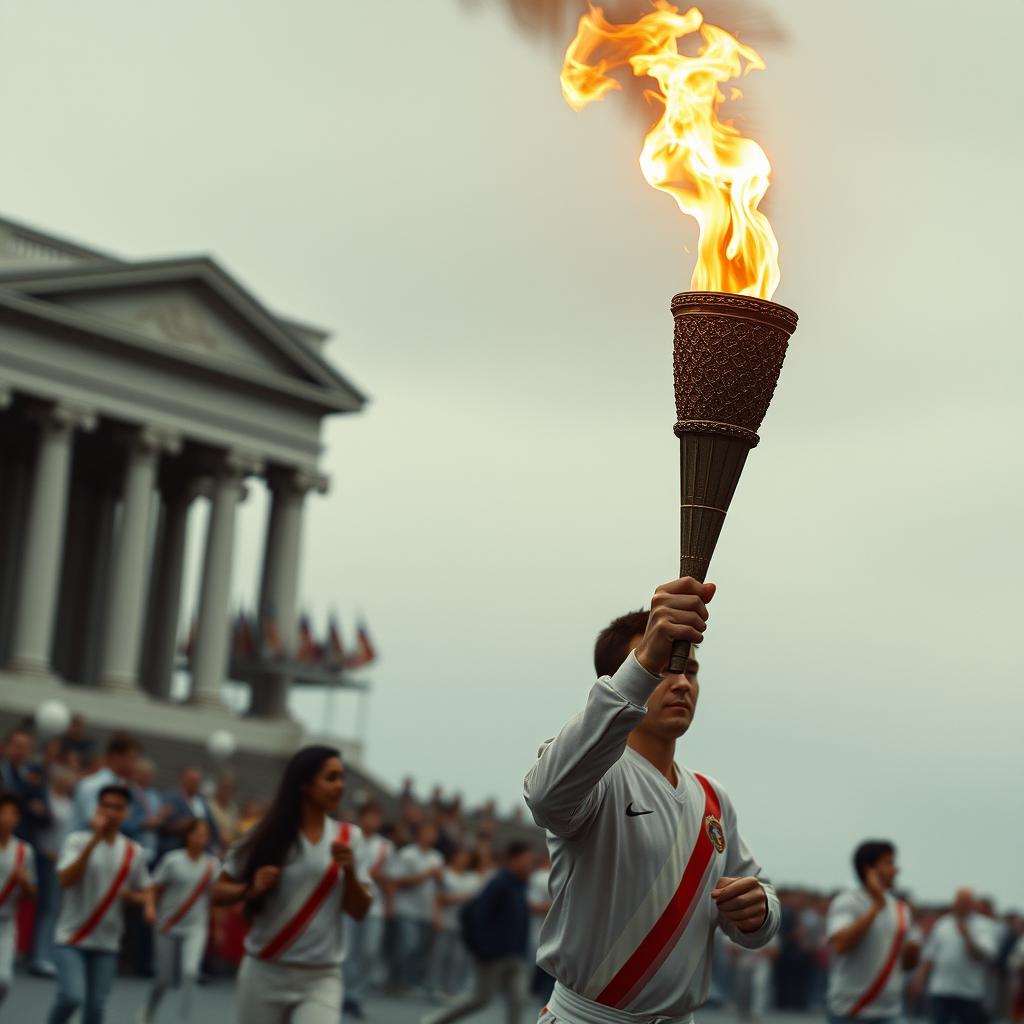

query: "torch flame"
xmin=562 ymin=2 xmax=780 ymax=299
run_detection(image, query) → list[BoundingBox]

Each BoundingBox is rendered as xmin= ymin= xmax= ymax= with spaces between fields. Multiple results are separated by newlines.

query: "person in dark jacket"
xmin=422 ymin=841 xmax=535 ymax=1024
xmin=157 ymin=767 xmax=220 ymax=861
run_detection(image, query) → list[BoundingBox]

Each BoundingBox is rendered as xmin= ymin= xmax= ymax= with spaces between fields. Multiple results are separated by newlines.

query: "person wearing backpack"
xmin=423 ymin=841 xmax=535 ymax=1024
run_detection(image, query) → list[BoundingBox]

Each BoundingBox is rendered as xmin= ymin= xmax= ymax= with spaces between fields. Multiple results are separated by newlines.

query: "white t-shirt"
xmin=223 ymin=817 xmax=369 ymax=967
xmin=0 ymin=838 xmax=36 ymax=921
xmin=524 ymin=653 xmax=781 ymax=1019
xmin=441 ymin=869 xmax=484 ymax=931
xmin=55 ymin=831 xmax=150 ymax=952
xmin=360 ymin=834 xmax=393 ymax=919
xmin=152 ymin=850 xmax=220 ymax=937
xmin=388 ymin=845 xmax=443 ymax=922
xmin=826 ymin=890 xmax=920 ymax=1018
xmin=923 ymin=913 xmax=999 ymax=1001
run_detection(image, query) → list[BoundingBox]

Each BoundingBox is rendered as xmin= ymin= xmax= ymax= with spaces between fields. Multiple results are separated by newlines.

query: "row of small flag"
xmin=180 ymin=609 xmax=377 ymax=670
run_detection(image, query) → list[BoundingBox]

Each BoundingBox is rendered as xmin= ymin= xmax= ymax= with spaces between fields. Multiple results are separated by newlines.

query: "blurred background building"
xmin=0 ymin=214 xmax=371 ymax=787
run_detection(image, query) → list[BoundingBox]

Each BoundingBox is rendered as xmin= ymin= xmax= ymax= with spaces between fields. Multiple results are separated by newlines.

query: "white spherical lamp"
xmin=35 ymin=699 xmax=71 ymax=739
xmin=206 ymin=729 xmax=236 ymax=761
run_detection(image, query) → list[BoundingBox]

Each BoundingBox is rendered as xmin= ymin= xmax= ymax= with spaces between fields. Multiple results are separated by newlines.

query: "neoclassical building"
xmin=0 ymin=215 xmax=368 ymax=769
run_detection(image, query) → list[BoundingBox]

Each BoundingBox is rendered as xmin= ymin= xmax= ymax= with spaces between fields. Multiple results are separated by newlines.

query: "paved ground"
xmin=3 ymin=972 xmax=818 ymax=1023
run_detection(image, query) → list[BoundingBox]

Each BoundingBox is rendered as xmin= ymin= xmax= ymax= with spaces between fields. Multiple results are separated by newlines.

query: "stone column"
xmin=8 ymin=403 xmax=97 ymax=676
xmin=190 ymin=453 xmax=261 ymax=708
xmin=249 ymin=468 xmax=327 ymax=718
xmin=144 ymin=481 xmax=203 ymax=700
xmin=97 ymin=428 xmax=181 ymax=695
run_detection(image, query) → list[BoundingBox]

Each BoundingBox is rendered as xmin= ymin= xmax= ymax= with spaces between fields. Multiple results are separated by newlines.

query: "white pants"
xmin=236 ymin=955 xmax=343 ymax=1024
xmin=0 ymin=917 xmax=14 ymax=1005
xmin=143 ymin=926 xmax=207 ymax=1021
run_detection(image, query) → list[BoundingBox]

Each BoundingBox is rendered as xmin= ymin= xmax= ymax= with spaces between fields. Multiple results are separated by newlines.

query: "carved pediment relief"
xmin=45 ymin=282 xmax=308 ymax=382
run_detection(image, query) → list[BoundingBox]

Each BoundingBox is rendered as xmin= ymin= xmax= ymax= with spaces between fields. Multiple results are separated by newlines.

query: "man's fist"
xmin=635 ymin=578 xmax=715 ymax=676
xmin=90 ymin=810 xmax=111 ymax=836
xmin=712 ymin=876 xmax=767 ymax=933
xmin=251 ymin=865 xmax=281 ymax=897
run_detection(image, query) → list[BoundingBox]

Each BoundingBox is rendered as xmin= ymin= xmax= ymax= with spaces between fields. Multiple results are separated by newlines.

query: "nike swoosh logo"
xmin=626 ymin=802 xmax=653 ymax=817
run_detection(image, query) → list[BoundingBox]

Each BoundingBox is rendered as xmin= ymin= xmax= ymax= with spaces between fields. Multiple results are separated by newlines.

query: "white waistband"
xmin=548 ymin=982 xmax=696 ymax=1024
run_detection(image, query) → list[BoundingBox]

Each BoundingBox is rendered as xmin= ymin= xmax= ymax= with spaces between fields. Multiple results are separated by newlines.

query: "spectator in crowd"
xmin=238 ymin=798 xmax=265 ymax=835
xmin=423 ymin=841 xmax=534 ymax=1024
xmin=48 ymin=783 xmax=153 ymax=1024
xmin=158 ymin=767 xmax=220 ymax=860
xmin=61 ymin=715 xmax=97 ymax=773
xmin=389 ymin=821 xmax=444 ymax=992
xmin=69 ymin=733 xmax=141 ymax=833
xmin=528 ymin=851 xmax=554 ymax=1004
xmin=0 ymin=789 xmax=37 ymax=1009
xmin=209 ymin=772 xmax=240 ymax=852
xmin=429 ymin=847 xmax=482 ymax=1000
xmin=31 ymin=763 xmax=76 ymax=978
xmin=344 ymin=802 xmax=394 ymax=1020
xmin=0 ymin=725 xmax=52 ymax=846
xmin=131 ymin=758 xmax=166 ymax=866
xmin=826 ymin=840 xmax=921 ymax=1023
xmin=913 ymin=888 xmax=1000 ymax=1024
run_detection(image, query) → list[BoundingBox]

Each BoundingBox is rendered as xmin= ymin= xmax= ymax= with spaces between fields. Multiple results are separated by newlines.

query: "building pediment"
xmin=0 ymin=258 xmax=365 ymax=412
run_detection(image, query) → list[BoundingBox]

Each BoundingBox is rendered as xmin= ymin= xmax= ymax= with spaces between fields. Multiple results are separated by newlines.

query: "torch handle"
xmin=668 ymin=638 xmax=691 ymax=675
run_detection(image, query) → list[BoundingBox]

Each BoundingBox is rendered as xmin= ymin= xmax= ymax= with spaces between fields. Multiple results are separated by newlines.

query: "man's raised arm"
xmin=523 ymin=652 xmax=660 ymax=837
xmin=524 ymin=577 xmax=712 ymax=838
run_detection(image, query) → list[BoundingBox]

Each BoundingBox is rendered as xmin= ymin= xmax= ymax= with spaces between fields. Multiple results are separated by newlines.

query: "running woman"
xmin=827 ymin=840 xmax=921 ymax=1024
xmin=213 ymin=745 xmax=372 ymax=1024
xmin=0 ymin=790 xmax=37 ymax=1008
xmin=47 ymin=784 xmax=153 ymax=1024
xmin=139 ymin=818 xmax=220 ymax=1023
xmin=524 ymin=577 xmax=780 ymax=1024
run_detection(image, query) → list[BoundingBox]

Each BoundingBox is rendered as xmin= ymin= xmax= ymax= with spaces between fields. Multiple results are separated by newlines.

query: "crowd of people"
xmin=0 ymin=716 xmax=1022 ymax=1024
xmin=711 ymin=884 xmax=1024 ymax=1024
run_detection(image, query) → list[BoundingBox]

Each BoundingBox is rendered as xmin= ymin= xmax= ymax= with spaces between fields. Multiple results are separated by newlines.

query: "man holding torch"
xmin=524 ymin=576 xmax=780 ymax=1024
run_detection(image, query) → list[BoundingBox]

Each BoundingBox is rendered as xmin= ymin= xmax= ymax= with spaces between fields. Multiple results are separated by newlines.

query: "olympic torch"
xmin=562 ymin=4 xmax=800 ymax=671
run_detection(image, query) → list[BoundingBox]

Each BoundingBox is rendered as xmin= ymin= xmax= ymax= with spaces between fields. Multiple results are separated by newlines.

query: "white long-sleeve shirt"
xmin=524 ymin=651 xmax=780 ymax=1020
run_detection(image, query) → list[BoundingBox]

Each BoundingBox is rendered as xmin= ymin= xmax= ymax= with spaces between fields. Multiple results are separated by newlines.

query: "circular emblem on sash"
xmin=705 ymin=814 xmax=726 ymax=854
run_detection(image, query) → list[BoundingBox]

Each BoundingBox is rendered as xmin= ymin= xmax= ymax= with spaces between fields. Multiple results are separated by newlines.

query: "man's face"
xmin=99 ymin=793 xmax=130 ymax=830
xmin=110 ymin=748 xmax=138 ymax=779
xmin=4 ymin=732 xmax=31 ymax=766
xmin=629 ymin=634 xmax=700 ymax=740
xmin=0 ymin=802 xmax=20 ymax=835
xmin=181 ymin=769 xmax=201 ymax=796
xmin=874 ymin=852 xmax=898 ymax=889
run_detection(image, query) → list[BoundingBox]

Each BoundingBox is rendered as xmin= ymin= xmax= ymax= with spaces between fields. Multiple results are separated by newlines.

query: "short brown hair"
xmin=594 ymin=610 xmax=649 ymax=679
xmin=106 ymin=732 xmax=141 ymax=757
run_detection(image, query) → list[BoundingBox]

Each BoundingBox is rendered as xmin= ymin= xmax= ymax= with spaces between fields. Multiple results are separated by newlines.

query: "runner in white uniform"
xmin=827 ymin=840 xmax=921 ymax=1024
xmin=0 ymin=791 xmax=37 ymax=1007
xmin=343 ymin=801 xmax=394 ymax=1018
xmin=140 ymin=818 xmax=220 ymax=1023
xmin=48 ymin=784 xmax=153 ymax=1024
xmin=524 ymin=577 xmax=780 ymax=1024
xmin=213 ymin=745 xmax=372 ymax=1024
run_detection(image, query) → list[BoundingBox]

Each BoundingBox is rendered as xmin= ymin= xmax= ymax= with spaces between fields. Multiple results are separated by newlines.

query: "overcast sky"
xmin=2 ymin=0 xmax=1022 ymax=907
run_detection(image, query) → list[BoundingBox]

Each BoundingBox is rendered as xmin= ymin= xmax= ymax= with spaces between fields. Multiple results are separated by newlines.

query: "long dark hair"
xmin=235 ymin=745 xmax=340 ymax=914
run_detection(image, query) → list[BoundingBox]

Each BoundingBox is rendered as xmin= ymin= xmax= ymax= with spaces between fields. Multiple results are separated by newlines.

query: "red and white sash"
xmin=161 ymin=858 xmax=215 ymax=934
xmin=67 ymin=841 xmax=136 ymax=946
xmin=0 ymin=841 xmax=26 ymax=909
xmin=848 ymin=900 xmax=908 ymax=1017
xmin=256 ymin=822 xmax=350 ymax=961
xmin=588 ymin=773 xmax=723 ymax=1009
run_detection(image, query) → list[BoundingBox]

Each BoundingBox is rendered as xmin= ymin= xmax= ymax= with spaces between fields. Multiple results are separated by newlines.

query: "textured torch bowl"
xmin=671 ymin=290 xmax=798 ymax=446
xmin=667 ymin=291 xmax=799 ymax=673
